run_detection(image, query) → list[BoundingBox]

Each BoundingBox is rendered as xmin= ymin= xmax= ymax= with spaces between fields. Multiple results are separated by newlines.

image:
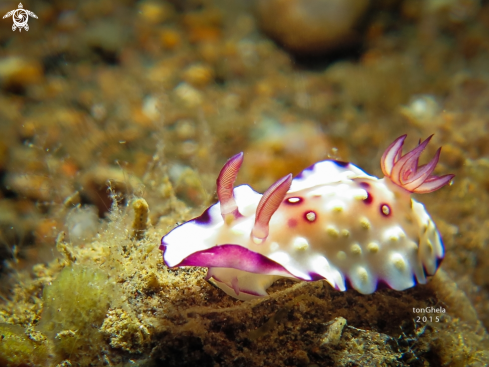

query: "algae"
xmin=0 ymin=323 xmax=50 ymax=367
xmin=0 ymin=0 xmax=489 ymax=366
xmin=37 ymin=265 xmax=114 ymax=365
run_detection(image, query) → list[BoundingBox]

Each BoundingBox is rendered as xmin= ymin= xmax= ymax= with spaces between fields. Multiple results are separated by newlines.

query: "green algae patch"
xmin=0 ymin=323 xmax=50 ymax=367
xmin=37 ymin=265 xmax=114 ymax=365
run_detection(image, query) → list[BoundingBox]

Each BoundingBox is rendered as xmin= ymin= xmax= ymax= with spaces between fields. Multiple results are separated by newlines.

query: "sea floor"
xmin=0 ymin=0 xmax=488 ymax=366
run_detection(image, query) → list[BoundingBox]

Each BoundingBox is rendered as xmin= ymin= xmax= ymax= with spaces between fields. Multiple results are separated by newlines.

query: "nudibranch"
xmin=160 ymin=135 xmax=454 ymax=300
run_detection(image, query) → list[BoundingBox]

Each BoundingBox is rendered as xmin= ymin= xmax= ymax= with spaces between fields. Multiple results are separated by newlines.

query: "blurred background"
xmin=0 ymin=0 xmax=488 ymax=365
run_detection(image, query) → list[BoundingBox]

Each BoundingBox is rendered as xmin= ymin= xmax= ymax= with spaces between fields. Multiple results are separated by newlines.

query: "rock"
xmin=82 ymin=20 xmax=126 ymax=54
xmin=159 ymin=28 xmax=182 ymax=50
xmin=137 ymin=0 xmax=175 ymax=25
xmin=241 ymin=119 xmax=333 ymax=191
xmin=182 ymin=63 xmax=215 ymax=88
xmin=254 ymin=0 xmax=370 ymax=55
xmin=173 ymin=82 xmax=203 ymax=107
xmin=321 ymin=317 xmax=347 ymax=346
xmin=80 ymin=166 xmax=143 ymax=216
xmin=0 ymin=57 xmax=43 ymax=89
xmin=399 ymin=94 xmax=442 ymax=127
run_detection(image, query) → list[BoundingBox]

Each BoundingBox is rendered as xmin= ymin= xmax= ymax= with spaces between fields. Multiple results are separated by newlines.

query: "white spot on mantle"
xmin=293 ymin=237 xmax=309 ymax=251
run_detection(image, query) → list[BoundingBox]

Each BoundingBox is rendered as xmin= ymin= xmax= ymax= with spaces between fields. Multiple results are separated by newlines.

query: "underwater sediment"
xmin=0 ymin=0 xmax=489 ymax=366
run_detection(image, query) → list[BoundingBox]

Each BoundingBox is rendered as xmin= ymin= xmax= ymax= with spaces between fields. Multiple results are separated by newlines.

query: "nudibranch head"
xmin=160 ymin=135 xmax=454 ymax=300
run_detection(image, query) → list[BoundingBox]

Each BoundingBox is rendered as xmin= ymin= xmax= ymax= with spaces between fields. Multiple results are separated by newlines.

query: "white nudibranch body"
xmin=161 ymin=135 xmax=454 ymax=300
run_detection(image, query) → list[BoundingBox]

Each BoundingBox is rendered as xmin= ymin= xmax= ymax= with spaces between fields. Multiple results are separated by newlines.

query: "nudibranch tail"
xmin=401 ymin=147 xmax=440 ymax=190
xmin=217 ymin=152 xmax=244 ymax=222
xmin=410 ymin=174 xmax=455 ymax=194
xmin=381 ymin=134 xmax=406 ymax=177
xmin=381 ymin=135 xmax=454 ymax=193
xmin=252 ymin=173 xmax=293 ymax=243
xmin=390 ymin=135 xmax=432 ymax=186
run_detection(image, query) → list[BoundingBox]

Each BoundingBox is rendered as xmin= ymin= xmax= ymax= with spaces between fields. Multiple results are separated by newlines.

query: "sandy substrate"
xmin=0 ymin=0 xmax=488 ymax=366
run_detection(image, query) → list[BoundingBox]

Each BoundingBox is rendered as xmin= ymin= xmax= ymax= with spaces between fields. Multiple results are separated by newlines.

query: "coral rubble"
xmin=0 ymin=0 xmax=488 ymax=366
